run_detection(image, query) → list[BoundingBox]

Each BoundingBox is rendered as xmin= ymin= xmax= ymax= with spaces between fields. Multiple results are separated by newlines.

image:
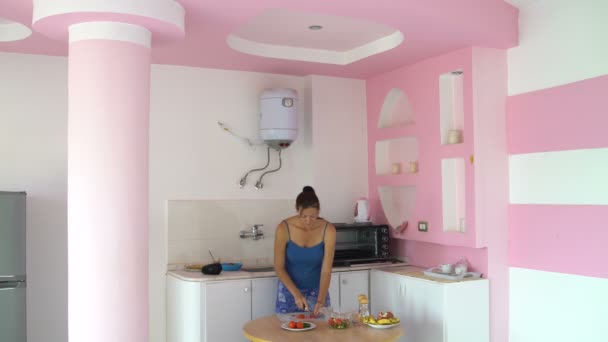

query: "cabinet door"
xmin=205 ymin=280 xmax=251 ymax=342
xmin=329 ymin=273 xmax=340 ymax=307
xmin=339 ymin=270 xmax=369 ymax=312
xmin=370 ymin=270 xmax=400 ymax=315
xmin=251 ymin=277 xmax=278 ymax=319
xmin=402 ymin=278 xmax=444 ymax=342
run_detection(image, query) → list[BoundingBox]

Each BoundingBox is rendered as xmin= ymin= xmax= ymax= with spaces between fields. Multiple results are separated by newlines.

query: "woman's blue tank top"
xmin=284 ymin=221 xmax=327 ymax=290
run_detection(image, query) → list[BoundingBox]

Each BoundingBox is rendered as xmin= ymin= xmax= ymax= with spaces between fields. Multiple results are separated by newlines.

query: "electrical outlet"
xmin=418 ymin=221 xmax=428 ymax=232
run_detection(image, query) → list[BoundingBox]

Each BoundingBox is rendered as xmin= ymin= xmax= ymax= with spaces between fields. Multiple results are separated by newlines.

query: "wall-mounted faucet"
xmin=240 ymin=224 xmax=264 ymax=240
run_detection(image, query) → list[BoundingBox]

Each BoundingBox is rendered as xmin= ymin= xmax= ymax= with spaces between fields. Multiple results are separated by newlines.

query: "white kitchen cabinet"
xmin=167 ymin=275 xmax=278 ymax=342
xmin=339 ymin=270 xmax=369 ymax=312
xmin=370 ymin=269 xmax=489 ymax=342
xmin=251 ymin=277 xmax=278 ymax=319
xmin=204 ymin=280 xmax=251 ymax=342
xmin=329 ymin=272 xmax=340 ymax=307
xmin=328 ymin=270 xmax=370 ymax=311
xmin=167 ymin=270 xmax=371 ymax=342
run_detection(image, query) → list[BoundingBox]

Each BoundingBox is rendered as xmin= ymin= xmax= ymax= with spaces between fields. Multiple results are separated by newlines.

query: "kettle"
xmin=354 ymin=198 xmax=371 ymax=223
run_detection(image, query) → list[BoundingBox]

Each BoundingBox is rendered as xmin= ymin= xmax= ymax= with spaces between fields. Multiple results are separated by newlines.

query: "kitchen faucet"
xmin=240 ymin=224 xmax=264 ymax=240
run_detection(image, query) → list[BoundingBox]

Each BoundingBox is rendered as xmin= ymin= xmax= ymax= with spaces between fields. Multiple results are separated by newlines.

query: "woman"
xmin=274 ymin=186 xmax=336 ymax=316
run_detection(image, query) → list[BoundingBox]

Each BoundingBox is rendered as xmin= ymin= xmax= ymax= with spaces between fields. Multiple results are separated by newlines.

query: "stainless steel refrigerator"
xmin=0 ymin=191 xmax=26 ymax=342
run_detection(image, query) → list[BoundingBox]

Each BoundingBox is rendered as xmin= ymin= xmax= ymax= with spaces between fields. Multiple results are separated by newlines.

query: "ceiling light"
xmin=308 ymin=25 xmax=323 ymax=31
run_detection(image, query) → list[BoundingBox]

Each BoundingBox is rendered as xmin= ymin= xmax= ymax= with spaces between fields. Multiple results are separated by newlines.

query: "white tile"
xmin=168 ymin=200 xmax=201 ymax=241
xmin=167 ymin=240 xmax=203 ymax=264
xmin=167 ymin=199 xmax=295 ymax=267
xmin=197 ymin=201 xmax=241 ymax=239
xmin=200 ymin=238 xmax=242 ymax=264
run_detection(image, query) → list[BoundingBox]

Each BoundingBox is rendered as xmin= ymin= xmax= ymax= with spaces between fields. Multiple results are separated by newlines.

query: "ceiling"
xmin=0 ymin=0 xmax=518 ymax=79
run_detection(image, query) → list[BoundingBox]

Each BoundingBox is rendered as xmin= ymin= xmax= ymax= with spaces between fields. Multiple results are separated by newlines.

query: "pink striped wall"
xmin=509 ymin=205 xmax=608 ymax=278
xmin=507 ymin=75 xmax=608 ymax=280
xmin=507 ymin=75 xmax=608 ymax=154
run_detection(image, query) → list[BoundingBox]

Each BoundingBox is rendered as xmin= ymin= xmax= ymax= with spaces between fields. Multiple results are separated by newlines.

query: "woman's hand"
xmin=294 ymin=292 xmax=309 ymax=311
xmin=313 ymin=302 xmax=324 ymax=317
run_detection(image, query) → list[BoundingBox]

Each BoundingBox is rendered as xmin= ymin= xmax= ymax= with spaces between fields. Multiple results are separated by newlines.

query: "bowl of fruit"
xmin=363 ymin=311 xmax=401 ymax=329
xmin=325 ymin=308 xmax=354 ymax=329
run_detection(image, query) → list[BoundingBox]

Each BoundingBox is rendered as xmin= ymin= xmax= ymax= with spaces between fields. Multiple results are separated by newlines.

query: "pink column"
xmin=67 ymin=22 xmax=151 ymax=342
xmin=32 ymin=2 xmax=184 ymax=341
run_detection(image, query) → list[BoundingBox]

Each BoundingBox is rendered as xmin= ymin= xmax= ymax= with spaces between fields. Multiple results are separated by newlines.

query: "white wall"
xmin=507 ymin=0 xmax=608 ymax=95
xmin=510 ymin=268 xmax=608 ymax=342
xmin=0 ymin=53 xmax=68 ymax=342
xmin=507 ymin=1 xmax=608 ymax=341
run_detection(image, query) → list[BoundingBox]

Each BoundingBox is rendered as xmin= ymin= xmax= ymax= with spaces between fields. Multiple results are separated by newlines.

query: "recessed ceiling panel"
xmin=227 ymin=8 xmax=403 ymax=65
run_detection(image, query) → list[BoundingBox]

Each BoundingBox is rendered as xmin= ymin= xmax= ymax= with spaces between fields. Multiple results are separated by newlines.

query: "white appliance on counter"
xmin=0 ymin=191 xmax=27 ymax=342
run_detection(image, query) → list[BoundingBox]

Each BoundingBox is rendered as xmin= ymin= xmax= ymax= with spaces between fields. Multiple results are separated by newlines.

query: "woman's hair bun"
xmin=302 ymin=186 xmax=315 ymax=193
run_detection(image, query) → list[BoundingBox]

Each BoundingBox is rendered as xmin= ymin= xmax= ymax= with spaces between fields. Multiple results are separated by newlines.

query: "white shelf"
xmin=375 ymin=137 xmax=418 ymax=176
xmin=441 ymin=158 xmax=465 ymax=233
xmin=377 ymin=88 xmax=414 ymax=129
xmin=378 ymin=185 xmax=416 ymax=231
xmin=439 ymin=70 xmax=464 ymax=145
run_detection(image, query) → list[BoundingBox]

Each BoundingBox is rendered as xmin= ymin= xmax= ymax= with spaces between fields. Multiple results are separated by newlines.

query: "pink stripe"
xmin=507 ymin=75 xmax=608 ymax=154
xmin=509 ymin=204 xmax=608 ymax=279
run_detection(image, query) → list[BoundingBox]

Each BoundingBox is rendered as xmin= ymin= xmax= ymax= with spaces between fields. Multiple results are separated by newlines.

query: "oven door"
xmin=334 ymin=227 xmax=380 ymax=261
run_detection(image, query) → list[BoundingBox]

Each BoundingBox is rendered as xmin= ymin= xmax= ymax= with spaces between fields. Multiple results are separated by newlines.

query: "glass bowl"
xmin=323 ymin=307 xmax=355 ymax=329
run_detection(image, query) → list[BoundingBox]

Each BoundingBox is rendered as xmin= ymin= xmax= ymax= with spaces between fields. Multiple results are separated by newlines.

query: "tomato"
xmin=288 ymin=321 xmax=296 ymax=329
xmin=296 ymin=314 xmax=306 ymax=319
xmin=296 ymin=322 xmax=304 ymax=329
xmin=327 ymin=318 xmax=334 ymax=325
xmin=335 ymin=318 xmax=343 ymax=325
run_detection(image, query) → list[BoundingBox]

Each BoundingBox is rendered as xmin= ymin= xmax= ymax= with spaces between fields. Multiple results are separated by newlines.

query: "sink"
xmin=241 ymin=266 xmax=275 ymax=273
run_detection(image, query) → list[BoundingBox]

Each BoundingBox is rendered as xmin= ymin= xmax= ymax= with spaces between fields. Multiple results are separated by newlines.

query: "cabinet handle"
xmin=244 ymin=287 xmax=249 ymax=293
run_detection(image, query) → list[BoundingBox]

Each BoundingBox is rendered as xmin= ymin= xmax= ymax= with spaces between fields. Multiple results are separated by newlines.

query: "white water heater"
xmin=259 ymin=88 xmax=298 ymax=150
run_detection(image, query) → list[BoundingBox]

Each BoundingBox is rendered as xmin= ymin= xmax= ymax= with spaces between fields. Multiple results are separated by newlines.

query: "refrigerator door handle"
xmin=0 ymin=275 xmax=26 ymax=282
xmin=0 ymin=281 xmax=26 ymax=290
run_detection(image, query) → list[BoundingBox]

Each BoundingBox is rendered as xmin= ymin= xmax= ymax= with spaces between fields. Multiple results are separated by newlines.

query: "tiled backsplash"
xmin=167 ymin=199 xmax=295 ymax=268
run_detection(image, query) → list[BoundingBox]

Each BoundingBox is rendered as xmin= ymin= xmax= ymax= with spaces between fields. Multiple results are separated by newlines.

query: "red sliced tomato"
xmin=288 ymin=321 xmax=296 ymax=329
xmin=296 ymin=322 xmax=304 ymax=329
xmin=296 ymin=314 xmax=306 ymax=319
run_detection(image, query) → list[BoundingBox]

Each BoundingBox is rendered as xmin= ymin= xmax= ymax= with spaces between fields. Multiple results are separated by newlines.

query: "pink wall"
xmin=366 ymin=48 xmax=482 ymax=249
xmin=367 ymin=46 xmax=510 ymax=342
xmin=507 ymin=75 xmax=608 ymax=154
xmin=507 ymin=75 xmax=608 ymax=279
xmin=391 ymin=238 xmax=488 ymax=274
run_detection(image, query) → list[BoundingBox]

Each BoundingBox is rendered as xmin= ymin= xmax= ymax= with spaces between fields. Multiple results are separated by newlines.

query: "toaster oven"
xmin=332 ymin=223 xmax=391 ymax=266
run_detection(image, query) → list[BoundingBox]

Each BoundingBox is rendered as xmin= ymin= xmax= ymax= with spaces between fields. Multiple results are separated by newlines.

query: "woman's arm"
xmin=273 ymin=222 xmax=308 ymax=310
xmin=313 ymin=222 xmax=336 ymax=315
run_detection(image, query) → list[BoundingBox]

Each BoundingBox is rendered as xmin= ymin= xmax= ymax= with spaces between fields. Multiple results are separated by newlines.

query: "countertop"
xmin=166 ymin=261 xmax=410 ymax=282
xmin=376 ymin=265 xmax=487 ymax=284
xmin=166 ymin=263 xmax=486 ymax=284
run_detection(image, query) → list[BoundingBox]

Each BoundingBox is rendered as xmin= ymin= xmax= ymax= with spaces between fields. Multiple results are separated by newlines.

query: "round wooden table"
xmin=243 ymin=315 xmax=403 ymax=342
